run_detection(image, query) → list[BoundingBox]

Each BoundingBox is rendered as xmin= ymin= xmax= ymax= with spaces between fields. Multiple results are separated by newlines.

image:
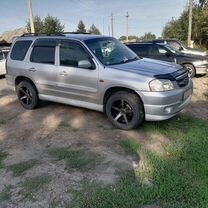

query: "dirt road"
xmin=0 ymin=76 xmax=207 ymax=208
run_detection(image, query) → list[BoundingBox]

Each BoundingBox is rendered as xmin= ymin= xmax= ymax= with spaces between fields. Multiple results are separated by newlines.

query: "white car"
xmin=0 ymin=47 xmax=9 ymax=76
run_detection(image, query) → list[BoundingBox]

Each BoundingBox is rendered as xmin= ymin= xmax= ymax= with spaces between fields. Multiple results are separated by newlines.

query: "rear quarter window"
xmin=10 ymin=40 xmax=32 ymax=61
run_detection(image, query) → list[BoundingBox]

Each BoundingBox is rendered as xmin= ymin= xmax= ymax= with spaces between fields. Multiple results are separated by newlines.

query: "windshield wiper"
xmin=123 ymin=56 xmax=139 ymax=63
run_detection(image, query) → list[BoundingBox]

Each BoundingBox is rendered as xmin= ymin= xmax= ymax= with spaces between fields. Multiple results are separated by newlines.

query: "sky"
xmin=0 ymin=0 xmax=188 ymax=38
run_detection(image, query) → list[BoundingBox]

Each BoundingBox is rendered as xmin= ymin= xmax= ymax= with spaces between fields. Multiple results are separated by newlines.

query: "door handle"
xmin=60 ymin=71 xmax=68 ymax=76
xmin=28 ymin=67 xmax=36 ymax=72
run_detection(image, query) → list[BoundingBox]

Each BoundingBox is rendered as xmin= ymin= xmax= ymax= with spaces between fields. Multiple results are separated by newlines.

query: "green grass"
xmin=59 ymin=120 xmax=71 ymax=128
xmin=0 ymin=120 xmax=6 ymax=127
xmin=120 ymin=139 xmax=141 ymax=156
xmin=0 ymin=185 xmax=12 ymax=202
xmin=71 ymin=115 xmax=208 ymax=208
xmin=0 ymin=151 xmax=8 ymax=169
xmin=48 ymin=147 xmax=102 ymax=172
xmin=20 ymin=175 xmax=51 ymax=200
xmin=7 ymin=159 xmax=38 ymax=176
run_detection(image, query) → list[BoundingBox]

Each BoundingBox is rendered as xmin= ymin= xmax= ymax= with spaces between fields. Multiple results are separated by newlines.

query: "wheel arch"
xmin=103 ymin=86 xmax=144 ymax=112
xmin=15 ymin=76 xmax=38 ymax=94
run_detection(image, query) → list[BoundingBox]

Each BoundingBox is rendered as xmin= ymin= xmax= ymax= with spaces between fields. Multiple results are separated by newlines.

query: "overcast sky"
xmin=0 ymin=0 xmax=188 ymax=38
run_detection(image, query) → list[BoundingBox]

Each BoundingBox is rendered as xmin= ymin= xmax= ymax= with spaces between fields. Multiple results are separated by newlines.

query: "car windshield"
xmin=85 ymin=37 xmax=139 ymax=65
xmin=164 ymin=45 xmax=182 ymax=55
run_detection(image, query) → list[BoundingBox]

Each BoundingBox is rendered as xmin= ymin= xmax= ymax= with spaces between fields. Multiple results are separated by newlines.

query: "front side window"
xmin=11 ymin=40 xmax=32 ymax=61
xmin=30 ymin=39 xmax=56 ymax=64
xmin=85 ymin=37 xmax=139 ymax=65
xmin=60 ymin=41 xmax=90 ymax=68
xmin=0 ymin=52 xmax=3 ymax=61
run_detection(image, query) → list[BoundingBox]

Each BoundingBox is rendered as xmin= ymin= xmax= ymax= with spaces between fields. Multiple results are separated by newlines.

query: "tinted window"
xmin=11 ymin=40 xmax=32 ymax=61
xmin=30 ymin=39 xmax=56 ymax=64
xmin=167 ymin=41 xmax=181 ymax=50
xmin=60 ymin=41 xmax=90 ymax=67
xmin=149 ymin=46 xmax=168 ymax=57
xmin=0 ymin=52 xmax=3 ymax=60
xmin=128 ymin=45 xmax=149 ymax=56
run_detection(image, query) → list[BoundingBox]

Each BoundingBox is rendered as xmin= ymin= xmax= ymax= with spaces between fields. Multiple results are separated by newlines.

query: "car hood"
xmin=182 ymin=48 xmax=207 ymax=56
xmin=109 ymin=58 xmax=182 ymax=76
xmin=176 ymin=53 xmax=207 ymax=61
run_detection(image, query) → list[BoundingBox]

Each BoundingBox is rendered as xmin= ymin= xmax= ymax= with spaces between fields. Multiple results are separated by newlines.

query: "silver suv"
xmin=6 ymin=33 xmax=193 ymax=130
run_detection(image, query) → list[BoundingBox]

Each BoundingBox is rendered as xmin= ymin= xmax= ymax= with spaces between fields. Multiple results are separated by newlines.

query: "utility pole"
xmin=187 ymin=0 xmax=193 ymax=47
xmin=28 ymin=0 xmax=35 ymax=33
xmin=111 ymin=13 xmax=114 ymax=37
xmin=126 ymin=12 xmax=129 ymax=43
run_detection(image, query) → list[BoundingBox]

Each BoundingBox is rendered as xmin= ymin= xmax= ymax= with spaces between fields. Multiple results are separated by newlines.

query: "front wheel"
xmin=183 ymin=64 xmax=196 ymax=78
xmin=105 ymin=91 xmax=144 ymax=130
xmin=16 ymin=81 xmax=39 ymax=109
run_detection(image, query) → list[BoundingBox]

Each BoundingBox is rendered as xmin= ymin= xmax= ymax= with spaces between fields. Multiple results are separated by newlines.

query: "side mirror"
xmin=179 ymin=47 xmax=183 ymax=51
xmin=78 ymin=60 xmax=95 ymax=70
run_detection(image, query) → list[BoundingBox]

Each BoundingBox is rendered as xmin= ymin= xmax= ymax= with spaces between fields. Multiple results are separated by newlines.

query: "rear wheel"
xmin=105 ymin=91 xmax=144 ymax=130
xmin=183 ymin=64 xmax=196 ymax=78
xmin=16 ymin=81 xmax=39 ymax=109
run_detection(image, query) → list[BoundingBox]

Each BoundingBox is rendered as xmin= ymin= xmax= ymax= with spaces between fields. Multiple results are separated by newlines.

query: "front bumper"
xmin=137 ymin=80 xmax=193 ymax=121
xmin=195 ymin=65 xmax=208 ymax=75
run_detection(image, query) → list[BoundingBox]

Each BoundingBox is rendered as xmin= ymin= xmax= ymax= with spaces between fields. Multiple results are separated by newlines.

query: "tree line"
xmin=27 ymin=16 xmax=101 ymax=35
xmin=162 ymin=1 xmax=208 ymax=48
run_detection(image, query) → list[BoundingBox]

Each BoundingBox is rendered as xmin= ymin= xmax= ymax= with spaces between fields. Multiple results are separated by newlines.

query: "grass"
xmin=120 ymin=139 xmax=141 ymax=156
xmin=0 ymin=185 xmax=12 ymax=202
xmin=20 ymin=175 xmax=51 ymax=200
xmin=7 ymin=159 xmax=38 ymax=176
xmin=0 ymin=120 xmax=6 ymax=127
xmin=59 ymin=120 xmax=70 ymax=128
xmin=0 ymin=151 xmax=8 ymax=169
xmin=48 ymin=147 xmax=101 ymax=172
xmin=70 ymin=115 xmax=208 ymax=208
xmin=203 ymin=92 xmax=208 ymax=99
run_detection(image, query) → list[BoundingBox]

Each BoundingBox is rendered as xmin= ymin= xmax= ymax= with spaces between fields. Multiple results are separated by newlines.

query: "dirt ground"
xmin=0 ymin=75 xmax=207 ymax=208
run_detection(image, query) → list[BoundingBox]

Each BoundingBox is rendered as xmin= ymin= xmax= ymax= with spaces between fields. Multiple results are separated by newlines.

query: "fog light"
xmin=164 ymin=107 xmax=172 ymax=114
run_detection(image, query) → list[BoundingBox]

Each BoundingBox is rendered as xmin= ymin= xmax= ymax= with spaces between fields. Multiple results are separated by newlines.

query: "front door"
xmin=57 ymin=40 xmax=99 ymax=104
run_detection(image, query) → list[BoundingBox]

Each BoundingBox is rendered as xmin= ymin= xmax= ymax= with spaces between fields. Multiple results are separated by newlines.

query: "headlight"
xmin=149 ymin=79 xmax=174 ymax=91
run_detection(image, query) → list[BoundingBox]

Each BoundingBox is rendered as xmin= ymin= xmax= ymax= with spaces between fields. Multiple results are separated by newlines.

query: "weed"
xmin=48 ymin=147 xmax=102 ymax=172
xmin=8 ymin=159 xmax=38 ymax=176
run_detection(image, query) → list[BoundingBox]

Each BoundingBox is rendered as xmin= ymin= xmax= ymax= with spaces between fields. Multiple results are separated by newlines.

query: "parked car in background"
xmin=127 ymin=42 xmax=208 ymax=77
xmin=151 ymin=39 xmax=207 ymax=57
xmin=0 ymin=47 xmax=9 ymax=76
xmin=6 ymin=33 xmax=193 ymax=130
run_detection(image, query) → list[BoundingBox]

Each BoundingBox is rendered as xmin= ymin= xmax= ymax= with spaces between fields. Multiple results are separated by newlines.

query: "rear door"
xmin=56 ymin=40 xmax=99 ymax=104
xmin=25 ymin=38 xmax=58 ymax=97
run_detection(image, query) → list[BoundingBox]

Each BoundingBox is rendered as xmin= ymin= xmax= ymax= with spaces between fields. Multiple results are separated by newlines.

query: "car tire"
xmin=105 ymin=91 xmax=144 ymax=130
xmin=16 ymin=80 xmax=39 ymax=109
xmin=183 ymin=64 xmax=196 ymax=78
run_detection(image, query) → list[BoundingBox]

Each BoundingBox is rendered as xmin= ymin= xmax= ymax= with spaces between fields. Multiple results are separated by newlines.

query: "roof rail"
xmin=22 ymin=32 xmax=91 ymax=37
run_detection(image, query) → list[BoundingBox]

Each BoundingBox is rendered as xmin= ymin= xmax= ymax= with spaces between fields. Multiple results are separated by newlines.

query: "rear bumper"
xmin=137 ymin=80 xmax=193 ymax=121
xmin=5 ymin=74 xmax=15 ymax=91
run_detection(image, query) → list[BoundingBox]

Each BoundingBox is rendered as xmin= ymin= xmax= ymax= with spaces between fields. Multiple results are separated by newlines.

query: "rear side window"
xmin=30 ymin=39 xmax=56 ymax=64
xmin=11 ymin=40 xmax=32 ymax=61
xmin=128 ymin=45 xmax=149 ymax=56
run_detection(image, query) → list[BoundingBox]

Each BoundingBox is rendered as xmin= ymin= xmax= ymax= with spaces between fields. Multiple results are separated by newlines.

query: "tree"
xmin=199 ymin=0 xmax=208 ymax=8
xmin=76 ymin=20 xmax=87 ymax=33
xmin=26 ymin=15 xmax=64 ymax=33
xmin=162 ymin=5 xmax=208 ymax=48
xmin=43 ymin=15 xmax=64 ymax=33
xmin=88 ymin=24 xmax=101 ymax=35
xmin=140 ymin=32 xmax=156 ymax=41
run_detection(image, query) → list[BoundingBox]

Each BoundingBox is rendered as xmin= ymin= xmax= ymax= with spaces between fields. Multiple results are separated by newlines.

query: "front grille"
xmin=175 ymin=69 xmax=189 ymax=87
